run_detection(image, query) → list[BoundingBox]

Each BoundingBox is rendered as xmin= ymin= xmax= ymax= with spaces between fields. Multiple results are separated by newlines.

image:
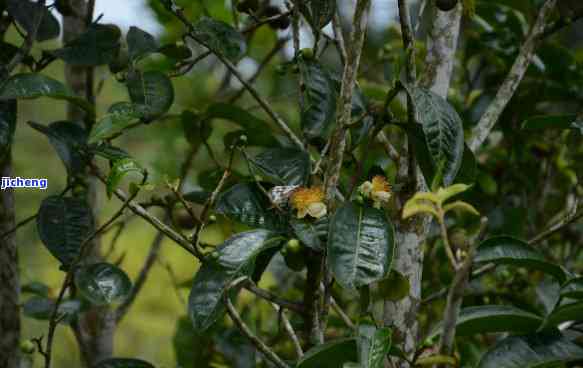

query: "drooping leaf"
xmin=36 ymin=196 xmax=93 ymax=268
xmin=205 ymin=103 xmax=277 ymax=147
xmin=28 ymin=121 xmax=88 ymax=174
xmin=290 ymin=218 xmax=324 ymax=251
xmin=248 ymin=148 xmax=311 ymax=186
xmin=88 ymin=102 xmax=147 ymax=143
xmin=93 ymin=358 xmax=155 ymax=368
xmin=188 ymin=230 xmax=283 ymax=332
xmin=561 ymin=277 xmax=583 ymax=299
xmin=215 ymin=183 xmax=285 ymax=230
xmin=52 ymin=24 xmax=121 ymax=66
xmin=477 ymin=330 xmax=583 ymax=368
xmin=190 ymin=17 xmax=246 ymax=62
xmin=407 ymin=86 xmax=464 ymax=185
xmin=0 ymin=100 xmax=16 ymax=156
xmin=0 ymin=73 xmax=94 ymax=114
xmin=545 ymin=301 xmax=583 ymax=328
xmin=328 ymin=202 xmax=395 ymax=290
xmin=474 ymin=236 xmax=567 ymax=283
xmin=106 ymin=158 xmax=145 ymax=198
xmin=21 ymin=281 xmax=50 ymax=298
xmin=126 ymin=70 xmax=174 ymax=119
xmin=299 ymin=0 xmax=336 ymax=29
xmin=6 ymin=0 xmax=60 ymax=42
xmin=127 ymin=26 xmax=159 ymax=61
xmin=521 ymin=114 xmax=582 ymax=133
xmin=298 ymin=58 xmax=337 ymax=141
xmin=297 ymin=338 xmax=359 ymax=368
xmin=74 ymin=263 xmax=132 ymax=306
xmin=429 ymin=305 xmax=542 ymax=338
xmin=357 ymin=325 xmax=392 ymax=368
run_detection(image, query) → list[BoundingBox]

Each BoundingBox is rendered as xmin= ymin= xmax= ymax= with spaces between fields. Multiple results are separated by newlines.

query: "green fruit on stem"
xmin=282 ymin=239 xmax=305 ymax=271
xmin=299 ymin=48 xmax=315 ymax=60
xmin=435 ymin=0 xmax=458 ymax=11
xmin=20 ymin=340 xmax=35 ymax=354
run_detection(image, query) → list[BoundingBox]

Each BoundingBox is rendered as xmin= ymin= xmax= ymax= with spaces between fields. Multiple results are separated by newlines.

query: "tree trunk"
xmin=383 ymin=4 xmax=462 ymax=366
xmin=63 ymin=1 xmax=116 ymax=365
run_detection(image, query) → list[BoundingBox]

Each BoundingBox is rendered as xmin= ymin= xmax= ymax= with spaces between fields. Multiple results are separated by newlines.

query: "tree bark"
xmin=63 ymin=1 xmax=116 ymax=365
xmin=382 ymin=3 xmax=463 ymax=367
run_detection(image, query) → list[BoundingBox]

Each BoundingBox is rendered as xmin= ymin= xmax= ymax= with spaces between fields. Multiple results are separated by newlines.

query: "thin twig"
xmin=224 ymin=277 xmax=291 ymax=368
xmin=245 ymin=282 xmax=306 ymax=314
xmin=273 ymin=303 xmax=303 ymax=358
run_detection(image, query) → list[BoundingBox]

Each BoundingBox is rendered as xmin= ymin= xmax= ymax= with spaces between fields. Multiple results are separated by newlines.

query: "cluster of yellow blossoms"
xmin=289 ymin=176 xmax=393 ymax=219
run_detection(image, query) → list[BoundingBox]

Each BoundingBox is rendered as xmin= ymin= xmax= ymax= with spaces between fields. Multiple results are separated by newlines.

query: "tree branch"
xmin=468 ymin=0 xmax=557 ymax=152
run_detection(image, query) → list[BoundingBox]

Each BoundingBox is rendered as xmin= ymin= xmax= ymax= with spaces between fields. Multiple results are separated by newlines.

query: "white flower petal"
xmin=307 ymin=202 xmax=327 ymax=219
xmin=372 ymin=191 xmax=392 ymax=202
xmin=297 ymin=208 xmax=308 ymax=219
xmin=359 ymin=181 xmax=373 ymax=196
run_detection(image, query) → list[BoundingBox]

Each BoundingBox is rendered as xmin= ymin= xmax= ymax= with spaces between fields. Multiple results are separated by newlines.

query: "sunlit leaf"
xmin=106 ymin=158 xmax=145 ymax=198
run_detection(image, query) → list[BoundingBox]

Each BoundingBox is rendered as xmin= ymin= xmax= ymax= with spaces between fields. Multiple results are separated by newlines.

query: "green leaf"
xmin=173 ymin=316 xmax=212 ymax=368
xmin=88 ymin=102 xmax=146 ymax=143
xmin=357 ymin=325 xmax=392 ymax=368
xmin=6 ymin=0 xmax=60 ymax=42
xmin=545 ymin=301 xmax=583 ymax=328
xmin=474 ymin=236 xmax=567 ymax=283
xmin=22 ymin=297 xmax=80 ymax=323
xmin=205 ymin=103 xmax=277 ymax=147
xmin=290 ymin=218 xmax=324 ymax=251
xmin=36 ymin=196 xmax=93 ymax=269
xmin=158 ymin=44 xmax=192 ymax=61
xmin=28 ymin=121 xmax=88 ymax=174
xmin=52 ymin=24 xmax=121 ymax=66
xmin=126 ymin=70 xmax=174 ymax=119
xmin=21 ymin=281 xmax=50 ymax=297
xmin=561 ymin=277 xmax=583 ymax=299
xmin=182 ymin=110 xmax=211 ymax=147
xmin=0 ymin=100 xmax=16 ymax=156
xmin=215 ymin=183 xmax=286 ymax=231
xmin=74 ymin=263 xmax=132 ymax=306
xmin=429 ymin=305 xmax=542 ymax=338
xmin=328 ymin=202 xmax=395 ymax=290
xmin=248 ymin=148 xmax=311 ymax=186
xmin=106 ymin=158 xmax=145 ymax=198
xmin=127 ymin=26 xmax=159 ymax=61
xmin=298 ymin=58 xmax=337 ymax=141
xmin=93 ymin=358 xmax=155 ymax=368
xmin=407 ymin=86 xmax=464 ymax=186
xmin=299 ymin=0 xmax=336 ymax=29
xmin=183 ymin=189 xmax=211 ymax=205
xmin=89 ymin=144 xmax=131 ymax=161
xmin=477 ymin=330 xmax=583 ymax=368
xmin=521 ymin=114 xmax=581 ymax=132
xmin=190 ymin=17 xmax=246 ymax=62
xmin=454 ymin=144 xmax=477 ymax=184
xmin=297 ymin=338 xmax=359 ymax=368
xmin=0 ymin=73 xmax=94 ymax=114
xmin=188 ymin=230 xmax=283 ymax=332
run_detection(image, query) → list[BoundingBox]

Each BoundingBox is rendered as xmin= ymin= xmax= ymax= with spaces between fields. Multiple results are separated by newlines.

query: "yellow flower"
xmin=290 ymin=187 xmax=327 ymax=219
xmin=359 ymin=176 xmax=392 ymax=208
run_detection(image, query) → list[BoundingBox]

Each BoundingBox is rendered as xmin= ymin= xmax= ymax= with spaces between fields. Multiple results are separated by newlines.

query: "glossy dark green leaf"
xmin=127 ymin=26 xmax=159 ymax=61
xmin=0 ymin=42 xmax=32 ymax=66
xmin=299 ymin=58 xmax=337 ymax=140
xmin=297 ymin=338 xmax=359 ymax=368
xmin=88 ymin=102 xmax=146 ymax=143
xmin=0 ymin=73 xmax=94 ymax=113
xmin=90 ymin=144 xmax=131 ymax=161
xmin=561 ymin=277 xmax=583 ymax=299
xmin=190 ymin=17 xmax=246 ymax=62
xmin=299 ymin=0 xmax=336 ymax=29
xmin=474 ymin=236 xmax=567 ymax=283
xmin=93 ymin=358 xmax=155 ymax=368
xmin=173 ymin=316 xmax=212 ymax=368
xmin=183 ymin=190 xmax=211 ymax=205
xmin=28 ymin=121 xmax=88 ymax=174
xmin=6 ymin=0 xmax=60 ymax=42
xmin=21 ymin=281 xmax=50 ymax=297
xmin=328 ymin=202 xmax=395 ymax=290
xmin=477 ymin=330 xmax=583 ymax=368
xmin=74 ymin=263 xmax=132 ymax=306
xmin=407 ymin=86 xmax=464 ymax=185
xmin=52 ymin=24 xmax=121 ymax=66
xmin=127 ymin=70 xmax=174 ymax=119
xmin=521 ymin=114 xmax=581 ymax=132
xmin=290 ymin=218 xmax=324 ymax=251
xmin=106 ymin=158 xmax=144 ymax=198
xmin=215 ymin=183 xmax=285 ymax=230
xmin=429 ymin=305 xmax=542 ymax=338
xmin=248 ymin=148 xmax=311 ymax=186
xmin=188 ymin=230 xmax=283 ymax=332
xmin=36 ymin=196 xmax=93 ymax=268
xmin=545 ymin=301 xmax=583 ymax=328
xmin=0 ymin=100 xmax=16 ymax=156
xmin=205 ymin=103 xmax=277 ymax=147
xmin=358 ymin=325 xmax=392 ymax=368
